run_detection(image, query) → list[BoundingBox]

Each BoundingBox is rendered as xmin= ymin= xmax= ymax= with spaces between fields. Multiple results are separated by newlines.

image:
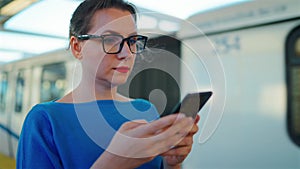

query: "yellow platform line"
xmin=0 ymin=153 xmax=15 ymax=169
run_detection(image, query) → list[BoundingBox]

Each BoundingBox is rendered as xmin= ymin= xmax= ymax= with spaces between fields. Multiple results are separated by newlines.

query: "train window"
xmin=40 ymin=63 xmax=66 ymax=102
xmin=15 ymin=70 xmax=25 ymax=113
xmin=296 ymin=39 xmax=300 ymax=57
xmin=286 ymin=26 xmax=300 ymax=147
xmin=291 ymin=67 xmax=300 ymax=132
xmin=0 ymin=72 xmax=8 ymax=113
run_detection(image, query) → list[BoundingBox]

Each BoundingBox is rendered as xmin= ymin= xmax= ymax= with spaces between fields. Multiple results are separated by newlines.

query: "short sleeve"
xmin=16 ymin=105 xmax=62 ymax=169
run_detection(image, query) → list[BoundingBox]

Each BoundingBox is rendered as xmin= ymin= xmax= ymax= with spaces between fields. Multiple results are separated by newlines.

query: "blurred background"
xmin=0 ymin=0 xmax=300 ymax=169
xmin=0 ymin=0 xmax=244 ymax=64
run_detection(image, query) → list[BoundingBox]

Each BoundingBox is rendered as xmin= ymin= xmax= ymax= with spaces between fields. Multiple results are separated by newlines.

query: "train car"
xmin=0 ymin=50 xmax=76 ymax=157
xmin=0 ymin=0 xmax=299 ymax=168
xmin=178 ymin=0 xmax=300 ymax=168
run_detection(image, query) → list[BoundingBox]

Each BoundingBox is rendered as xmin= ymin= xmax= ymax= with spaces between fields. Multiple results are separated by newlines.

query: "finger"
xmin=153 ymin=117 xmax=194 ymax=153
xmin=164 ymin=155 xmax=187 ymax=166
xmin=188 ymin=124 xmax=199 ymax=135
xmin=161 ymin=146 xmax=192 ymax=156
xmin=139 ymin=113 xmax=186 ymax=134
xmin=195 ymin=114 xmax=200 ymax=124
xmin=119 ymin=114 xmax=186 ymax=138
xmin=173 ymin=136 xmax=193 ymax=147
xmin=120 ymin=120 xmax=148 ymax=130
xmin=158 ymin=118 xmax=195 ymax=155
xmin=156 ymin=116 xmax=193 ymax=139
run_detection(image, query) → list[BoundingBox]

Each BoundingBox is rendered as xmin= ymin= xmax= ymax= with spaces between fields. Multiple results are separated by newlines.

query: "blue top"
xmin=17 ymin=99 xmax=164 ymax=169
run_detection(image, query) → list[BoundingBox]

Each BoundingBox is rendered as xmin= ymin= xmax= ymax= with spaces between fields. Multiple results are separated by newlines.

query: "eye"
xmin=128 ymin=37 xmax=138 ymax=45
xmin=103 ymin=36 xmax=122 ymax=45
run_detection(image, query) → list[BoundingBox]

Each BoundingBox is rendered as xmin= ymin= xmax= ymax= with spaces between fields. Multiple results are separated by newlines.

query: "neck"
xmin=72 ymin=78 xmax=118 ymax=102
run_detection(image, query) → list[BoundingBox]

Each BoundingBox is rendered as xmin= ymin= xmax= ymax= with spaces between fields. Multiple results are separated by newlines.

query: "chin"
xmin=110 ymin=77 xmax=129 ymax=87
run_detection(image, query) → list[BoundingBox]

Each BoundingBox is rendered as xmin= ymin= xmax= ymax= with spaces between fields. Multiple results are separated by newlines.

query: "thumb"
xmin=195 ymin=115 xmax=200 ymax=124
xmin=121 ymin=120 xmax=148 ymax=130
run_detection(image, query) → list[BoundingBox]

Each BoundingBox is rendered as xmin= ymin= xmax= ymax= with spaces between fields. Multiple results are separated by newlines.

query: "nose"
xmin=117 ymin=42 xmax=132 ymax=60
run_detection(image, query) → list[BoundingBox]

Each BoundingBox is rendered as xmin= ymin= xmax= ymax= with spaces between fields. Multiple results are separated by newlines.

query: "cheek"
xmin=129 ymin=55 xmax=136 ymax=66
xmin=82 ymin=43 xmax=105 ymax=64
xmin=83 ymin=42 xmax=102 ymax=56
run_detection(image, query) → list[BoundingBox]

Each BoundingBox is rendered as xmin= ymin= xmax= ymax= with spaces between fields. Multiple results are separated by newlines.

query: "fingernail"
xmin=182 ymin=132 xmax=188 ymax=137
xmin=177 ymin=113 xmax=186 ymax=119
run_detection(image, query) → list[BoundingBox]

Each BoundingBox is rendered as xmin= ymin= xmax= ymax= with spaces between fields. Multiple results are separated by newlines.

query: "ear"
xmin=70 ymin=36 xmax=83 ymax=60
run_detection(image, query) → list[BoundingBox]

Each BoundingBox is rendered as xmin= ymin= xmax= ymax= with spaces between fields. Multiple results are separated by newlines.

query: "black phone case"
xmin=160 ymin=91 xmax=212 ymax=118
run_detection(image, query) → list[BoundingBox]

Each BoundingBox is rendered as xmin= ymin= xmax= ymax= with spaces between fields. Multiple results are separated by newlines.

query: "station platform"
xmin=0 ymin=153 xmax=15 ymax=169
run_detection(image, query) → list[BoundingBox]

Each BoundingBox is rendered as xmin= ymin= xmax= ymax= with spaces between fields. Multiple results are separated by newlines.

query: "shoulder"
xmin=24 ymin=101 xmax=65 ymax=125
xmin=23 ymin=103 xmax=53 ymax=126
xmin=19 ymin=103 xmax=56 ymax=143
xmin=132 ymin=98 xmax=152 ymax=104
xmin=26 ymin=103 xmax=49 ymax=118
xmin=27 ymin=101 xmax=56 ymax=115
xmin=131 ymin=98 xmax=153 ymax=110
xmin=131 ymin=99 xmax=160 ymax=119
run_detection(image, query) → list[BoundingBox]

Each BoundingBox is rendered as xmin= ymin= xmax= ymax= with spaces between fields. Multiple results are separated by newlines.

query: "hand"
xmin=91 ymin=114 xmax=194 ymax=169
xmin=162 ymin=115 xmax=200 ymax=168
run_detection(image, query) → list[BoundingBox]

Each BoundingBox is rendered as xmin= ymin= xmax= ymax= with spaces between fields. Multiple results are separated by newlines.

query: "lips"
xmin=113 ymin=66 xmax=130 ymax=73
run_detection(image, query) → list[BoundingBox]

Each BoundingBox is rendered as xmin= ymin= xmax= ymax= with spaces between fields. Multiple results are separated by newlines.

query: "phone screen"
xmin=160 ymin=91 xmax=212 ymax=118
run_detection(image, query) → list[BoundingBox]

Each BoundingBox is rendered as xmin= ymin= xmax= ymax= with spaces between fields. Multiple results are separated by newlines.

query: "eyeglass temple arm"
xmin=76 ymin=34 xmax=101 ymax=40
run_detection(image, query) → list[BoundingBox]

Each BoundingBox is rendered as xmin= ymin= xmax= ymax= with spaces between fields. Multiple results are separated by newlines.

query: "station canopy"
xmin=0 ymin=0 xmax=247 ymax=64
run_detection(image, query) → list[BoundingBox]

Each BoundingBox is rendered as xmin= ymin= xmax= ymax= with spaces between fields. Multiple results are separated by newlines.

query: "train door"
xmin=286 ymin=25 xmax=300 ymax=148
xmin=40 ymin=62 xmax=67 ymax=102
xmin=118 ymin=35 xmax=181 ymax=116
xmin=8 ymin=62 xmax=68 ymax=157
xmin=9 ymin=68 xmax=32 ymax=158
xmin=0 ymin=71 xmax=11 ymax=156
xmin=180 ymin=20 xmax=300 ymax=168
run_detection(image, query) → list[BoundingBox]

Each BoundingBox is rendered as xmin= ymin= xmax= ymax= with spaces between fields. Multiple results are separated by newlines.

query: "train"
xmin=0 ymin=0 xmax=299 ymax=168
xmin=179 ymin=0 xmax=300 ymax=168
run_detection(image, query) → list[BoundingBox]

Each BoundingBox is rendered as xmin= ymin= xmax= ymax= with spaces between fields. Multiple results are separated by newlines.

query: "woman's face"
xmin=79 ymin=8 xmax=138 ymax=88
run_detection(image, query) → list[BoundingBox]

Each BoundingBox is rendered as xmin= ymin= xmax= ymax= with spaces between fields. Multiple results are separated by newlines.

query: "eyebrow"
xmin=102 ymin=30 xmax=138 ymax=36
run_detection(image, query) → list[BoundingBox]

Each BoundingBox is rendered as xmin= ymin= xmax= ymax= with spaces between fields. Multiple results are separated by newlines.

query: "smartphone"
xmin=160 ymin=91 xmax=213 ymax=119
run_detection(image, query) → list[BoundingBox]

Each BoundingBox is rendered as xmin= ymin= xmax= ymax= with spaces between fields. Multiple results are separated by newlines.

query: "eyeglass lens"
xmin=103 ymin=35 xmax=146 ymax=54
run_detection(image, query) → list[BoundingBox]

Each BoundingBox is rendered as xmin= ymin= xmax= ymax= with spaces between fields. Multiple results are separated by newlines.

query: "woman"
xmin=17 ymin=0 xmax=199 ymax=168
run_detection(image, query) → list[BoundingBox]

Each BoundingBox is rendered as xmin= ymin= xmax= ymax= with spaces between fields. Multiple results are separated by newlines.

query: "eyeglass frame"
xmin=76 ymin=34 xmax=148 ymax=54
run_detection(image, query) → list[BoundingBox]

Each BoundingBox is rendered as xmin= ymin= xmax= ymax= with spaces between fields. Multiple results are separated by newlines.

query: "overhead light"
xmin=4 ymin=0 xmax=81 ymax=38
xmin=0 ymin=31 xmax=68 ymax=54
xmin=158 ymin=20 xmax=179 ymax=32
xmin=138 ymin=15 xmax=158 ymax=30
xmin=128 ymin=0 xmax=249 ymax=19
xmin=3 ymin=0 xmax=249 ymax=38
xmin=0 ymin=51 xmax=24 ymax=63
xmin=0 ymin=0 xmax=38 ymax=16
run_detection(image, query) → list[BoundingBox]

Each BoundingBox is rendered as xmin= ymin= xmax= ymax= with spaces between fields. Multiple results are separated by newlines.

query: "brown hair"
xmin=69 ymin=0 xmax=137 ymax=38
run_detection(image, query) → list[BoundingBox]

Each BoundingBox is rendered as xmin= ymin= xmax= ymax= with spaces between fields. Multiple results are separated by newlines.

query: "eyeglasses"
xmin=77 ymin=34 xmax=148 ymax=54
